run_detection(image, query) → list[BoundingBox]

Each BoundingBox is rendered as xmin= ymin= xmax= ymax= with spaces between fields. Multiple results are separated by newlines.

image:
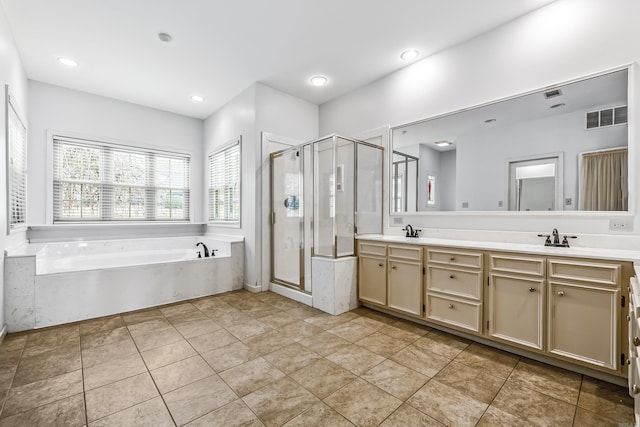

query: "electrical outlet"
xmin=498 ymin=201 xmax=503 ymax=207
xmin=462 ymin=202 xmax=469 ymax=209
xmin=393 ymin=216 xmax=403 ymax=225
xmin=609 ymin=218 xmax=633 ymax=231
xmin=565 ymin=198 xmax=572 ymax=206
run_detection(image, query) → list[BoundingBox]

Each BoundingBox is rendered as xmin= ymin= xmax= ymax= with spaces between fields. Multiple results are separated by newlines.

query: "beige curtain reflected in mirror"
xmin=579 ymin=148 xmax=628 ymax=211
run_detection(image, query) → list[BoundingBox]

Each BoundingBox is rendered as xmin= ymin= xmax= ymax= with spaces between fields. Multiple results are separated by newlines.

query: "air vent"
xmin=586 ymin=106 xmax=627 ymax=129
xmin=544 ymin=89 xmax=562 ymax=99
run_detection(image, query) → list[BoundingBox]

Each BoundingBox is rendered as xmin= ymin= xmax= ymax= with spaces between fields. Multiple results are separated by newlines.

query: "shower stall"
xmin=270 ymin=135 xmax=383 ymax=299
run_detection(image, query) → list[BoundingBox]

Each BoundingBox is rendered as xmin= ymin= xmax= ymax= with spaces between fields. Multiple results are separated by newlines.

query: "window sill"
xmin=27 ymin=223 xmax=207 ymax=243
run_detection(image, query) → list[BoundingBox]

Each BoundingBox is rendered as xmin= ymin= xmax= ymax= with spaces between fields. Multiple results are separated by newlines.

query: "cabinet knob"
xmin=448 ymin=304 xmax=454 ymax=309
xmin=529 ymin=287 xmax=535 ymax=292
xmin=378 ymin=263 xmax=383 ymax=267
xmin=391 ymin=265 xmax=397 ymax=270
xmin=634 ymin=336 xmax=640 ymax=347
xmin=633 ymin=384 xmax=640 ymax=395
xmin=628 ymin=315 xmax=631 ymax=322
xmin=449 ymin=274 xmax=455 ymax=279
xmin=449 ymin=257 xmax=456 ymax=262
xmin=557 ymin=291 xmax=565 ymax=297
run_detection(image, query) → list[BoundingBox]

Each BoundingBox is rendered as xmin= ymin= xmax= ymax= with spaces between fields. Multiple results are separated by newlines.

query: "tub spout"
xmin=196 ymin=242 xmax=209 ymax=257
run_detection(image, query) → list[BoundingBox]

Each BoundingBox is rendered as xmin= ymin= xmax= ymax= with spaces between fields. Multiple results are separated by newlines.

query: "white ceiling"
xmin=2 ymin=0 xmax=556 ymax=119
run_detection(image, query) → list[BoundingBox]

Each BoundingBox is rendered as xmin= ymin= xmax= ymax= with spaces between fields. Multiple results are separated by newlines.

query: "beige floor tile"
xmin=88 ymin=396 xmax=173 ymax=427
xmin=207 ymin=310 xmax=251 ymax=328
xmin=25 ymin=325 xmax=79 ymax=351
xmin=127 ymin=318 xmax=173 ymax=337
xmin=327 ymin=321 xmax=377 ymax=343
xmin=0 ymin=365 xmax=17 ymax=394
xmin=2 ymin=370 xmax=83 ymax=418
xmin=0 ymin=393 xmax=85 ymax=427
xmin=573 ymin=407 xmax=628 ymax=427
xmin=390 ymin=344 xmax=451 ymax=377
xmin=303 ymin=313 xmax=354 ymax=331
xmin=276 ymin=321 xmax=324 ymax=342
xmin=324 ymin=378 xmax=402 ymax=427
xmin=508 ymin=358 xmax=582 ymax=405
xmin=283 ymin=402 xmax=353 ymax=427
xmin=297 ymin=331 xmax=350 ymax=356
xmin=407 ymin=380 xmax=488 ymax=426
xmin=150 ymin=355 xmax=214 ymax=394
xmin=413 ymin=330 xmax=470 ymax=358
xmin=286 ymin=306 xmax=324 ymax=320
xmin=226 ymin=319 xmax=275 ymax=341
xmin=491 ymin=380 xmax=576 ymax=426
xmin=361 ymin=359 xmax=429 ymax=400
xmin=243 ymin=377 xmax=319 ymax=427
xmin=166 ymin=310 xmax=209 ymax=326
xmin=121 ymin=309 xmax=165 ymax=326
xmin=453 ymin=342 xmax=519 ymax=379
xmin=350 ymin=315 xmax=388 ymax=331
xmin=289 ymin=359 xmax=357 ymax=399
xmin=326 ymin=344 xmax=386 ymax=375
xmin=160 ymin=302 xmax=198 ymax=318
xmin=185 ymin=399 xmax=263 ymax=426
xmin=577 ymin=376 xmax=634 ymax=424
xmin=379 ymin=403 xmax=443 ymax=427
xmin=262 ymin=342 xmax=322 ymax=374
xmin=84 ymin=372 xmax=158 ymax=422
xmin=433 ymin=361 xmax=505 ymax=404
xmin=476 ymin=405 xmax=536 ymax=427
xmin=79 ymin=315 xmax=125 ymax=336
xmin=81 ymin=326 xmax=131 ymax=350
xmin=174 ymin=319 xmax=222 ymax=339
xmin=12 ymin=344 xmax=81 ymax=387
xmin=244 ymin=330 xmax=297 ymax=356
xmin=379 ymin=321 xmax=430 ymax=343
xmin=164 ymin=374 xmax=237 ymax=425
xmin=258 ymin=312 xmax=298 ymax=329
xmin=187 ymin=329 xmax=238 ymax=353
xmin=84 ymin=353 xmax=147 ymax=391
xmin=219 ymin=357 xmax=285 ymax=397
xmin=0 ymin=335 xmax=28 ymax=352
xmin=355 ymin=332 xmax=409 ymax=358
xmin=133 ymin=327 xmax=184 ymax=352
xmin=201 ymin=341 xmax=261 ymax=372
xmin=0 ymin=349 xmax=22 ymax=368
xmin=81 ymin=338 xmax=138 ymax=368
xmin=140 ymin=340 xmax=197 ymax=370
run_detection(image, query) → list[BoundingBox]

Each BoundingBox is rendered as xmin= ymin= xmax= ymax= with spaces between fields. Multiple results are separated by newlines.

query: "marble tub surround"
xmin=311 ymin=256 xmax=358 ymax=315
xmin=0 ymin=290 xmax=633 ymax=426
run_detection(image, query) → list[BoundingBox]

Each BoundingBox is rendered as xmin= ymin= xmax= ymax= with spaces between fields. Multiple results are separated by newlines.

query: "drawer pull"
xmin=634 ymin=336 xmax=640 ymax=346
xmin=529 ymin=287 xmax=535 ymax=292
xmin=633 ymin=384 xmax=640 ymax=395
xmin=628 ymin=315 xmax=631 ymax=322
xmin=449 ymin=274 xmax=455 ymax=279
xmin=378 ymin=263 xmax=384 ymax=267
xmin=448 ymin=304 xmax=454 ymax=309
xmin=557 ymin=291 xmax=565 ymax=297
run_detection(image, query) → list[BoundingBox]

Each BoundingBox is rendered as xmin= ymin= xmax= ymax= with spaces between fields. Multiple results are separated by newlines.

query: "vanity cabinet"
xmin=547 ymin=258 xmax=622 ymax=371
xmin=387 ymin=245 xmax=423 ymax=316
xmin=358 ymin=242 xmax=387 ymax=306
xmin=488 ymin=254 xmax=546 ymax=351
xmin=426 ymin=248 xmax=483 ymax=334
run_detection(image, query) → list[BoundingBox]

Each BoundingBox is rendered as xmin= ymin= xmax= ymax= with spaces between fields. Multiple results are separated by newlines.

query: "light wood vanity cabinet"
xmin=358 ymin=242 xmax=387 ymax=306
xmin=387 ymin=245 xmax=423 ymax=317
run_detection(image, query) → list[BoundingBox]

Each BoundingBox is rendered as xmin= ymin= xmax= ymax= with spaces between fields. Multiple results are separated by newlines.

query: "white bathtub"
xmin=4 ymin=236 xmax=244 ymax=331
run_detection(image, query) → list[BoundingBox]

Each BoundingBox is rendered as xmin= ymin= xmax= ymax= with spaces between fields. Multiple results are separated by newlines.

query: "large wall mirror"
xmin=391 ymin=67 xmax=630 ymax=214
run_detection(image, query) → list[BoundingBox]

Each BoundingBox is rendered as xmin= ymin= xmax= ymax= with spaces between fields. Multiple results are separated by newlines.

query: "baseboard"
xmin=0 ymin=324 xmax=7 ymax=344
xmin=269 ymin=282 xmax=312 ymax=306
xmin=243 ymin=283 xmax=262 ymax=293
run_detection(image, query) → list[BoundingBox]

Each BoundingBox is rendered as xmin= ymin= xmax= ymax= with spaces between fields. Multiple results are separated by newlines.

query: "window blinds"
xmin=52 ymin=137 xmax=190 ymax=222
xmin=208 ymin=140 xmax=240 ymax=222
xmin=7 ymin=92 xmax=27 ymax=229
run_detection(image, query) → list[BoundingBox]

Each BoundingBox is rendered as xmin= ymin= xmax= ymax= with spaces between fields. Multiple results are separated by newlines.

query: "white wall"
xmin=27 ymin=81 xmax=204 ymax=225
xmin=319 ymin=0 xmax=640 ymax=236
xmin=0 ymin=2 xmax=29 ymax=333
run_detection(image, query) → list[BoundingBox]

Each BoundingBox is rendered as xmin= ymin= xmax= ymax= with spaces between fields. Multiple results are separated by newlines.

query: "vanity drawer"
xmin=427 ymin=249 xmax=483 ymax=269
xmin=359 ymin=242 xmax=386 ymax=257
xmin=427 ymin=294 xmax=481 ymax=333
xmin=548 ymin=259 xmax=620 ymax=286
xmin=388 ymin=245 xmax=422 ymax=261
xmin=490 ymin=254 xmax=545 ymax=277
xmin=427 ymin=266 xmax=482 ymax=300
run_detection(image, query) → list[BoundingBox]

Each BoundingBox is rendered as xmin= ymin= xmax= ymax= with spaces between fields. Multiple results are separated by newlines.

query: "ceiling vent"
xmin=544 ymin=89 xmax=562 ymax=99
xmin=586 ymin=106 xmax=627 ymax=129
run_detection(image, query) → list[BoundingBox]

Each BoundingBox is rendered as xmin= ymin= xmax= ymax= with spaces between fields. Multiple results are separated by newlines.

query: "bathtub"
xmin=4 ymin=236 xmax=244 ymax=331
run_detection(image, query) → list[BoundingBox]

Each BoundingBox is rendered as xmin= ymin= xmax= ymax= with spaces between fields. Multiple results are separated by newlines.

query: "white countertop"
xmin=356 ymin=234 xmax=640 ymax=264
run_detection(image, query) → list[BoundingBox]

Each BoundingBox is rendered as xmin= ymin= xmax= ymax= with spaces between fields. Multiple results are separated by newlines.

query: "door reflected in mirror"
xmin=391 ymin=67 xmax=629 ymax=213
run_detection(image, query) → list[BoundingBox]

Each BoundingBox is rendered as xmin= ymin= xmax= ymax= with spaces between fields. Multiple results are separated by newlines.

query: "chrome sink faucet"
xmin=552 ymin=228 xmax=560 ymax=246
xmin=402 ymin=224 xmax=422 ymax=238
xmin=537 ymin=229 xmax=577 ymax=248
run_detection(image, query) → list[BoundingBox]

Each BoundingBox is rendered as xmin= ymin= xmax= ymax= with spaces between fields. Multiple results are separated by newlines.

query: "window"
xmin=5 ymin=86 xmax=27 ymax=231
xmin=208 ymin=138 xmax=241 ymax=223
xmin=52 ymin=136 xmax=190 ymax=222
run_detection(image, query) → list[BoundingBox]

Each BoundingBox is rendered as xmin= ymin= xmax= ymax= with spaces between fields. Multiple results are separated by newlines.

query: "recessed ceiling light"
xmin=58 ymin=57 xmax=78 ymax=67
xmin=550 ymin=103 xmax=565 ymax=109
xmin=158 ymin=33 xmax=172 ymax=43
xmin=191 ymin=95 xmax=204 ymax=102
xmin=400 ymin=49 xmax=419 ymax=61
xmin=434 ymin=140 xmax=452 ymax=147
xmin=484 ymin=118 xmax=497 ymax=123
xmin=310 ymin=75 xmax=328 ymax=87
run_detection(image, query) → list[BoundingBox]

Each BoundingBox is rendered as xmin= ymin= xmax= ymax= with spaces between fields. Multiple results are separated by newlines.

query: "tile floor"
xmin=0 ymin=289 xmax=634 ymax=426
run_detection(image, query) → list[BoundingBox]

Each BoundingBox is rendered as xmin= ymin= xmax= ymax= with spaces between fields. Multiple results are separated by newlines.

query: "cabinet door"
xmin=359 ymin=255 xmax=387 ymax=305
xmin=388 ymin=260 xmax=422 ymax=317
xmin=548 ymin=281 xmax=619 ymax=371
xmin=489 ymin=274 xmax=544 ymax=350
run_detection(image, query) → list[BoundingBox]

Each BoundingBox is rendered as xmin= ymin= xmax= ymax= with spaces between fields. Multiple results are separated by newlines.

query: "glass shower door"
xmin=271 ymin=149 xmax=303 ymax=289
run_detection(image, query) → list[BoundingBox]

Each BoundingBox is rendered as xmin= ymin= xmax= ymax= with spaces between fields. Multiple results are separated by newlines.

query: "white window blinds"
xmin=208 ymin=139 xmax=241 ymax=223
xmin=6 ymin=89 xmax=27 ymax=230
xmin=52 ymin=137 xmax=190 ymax=222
